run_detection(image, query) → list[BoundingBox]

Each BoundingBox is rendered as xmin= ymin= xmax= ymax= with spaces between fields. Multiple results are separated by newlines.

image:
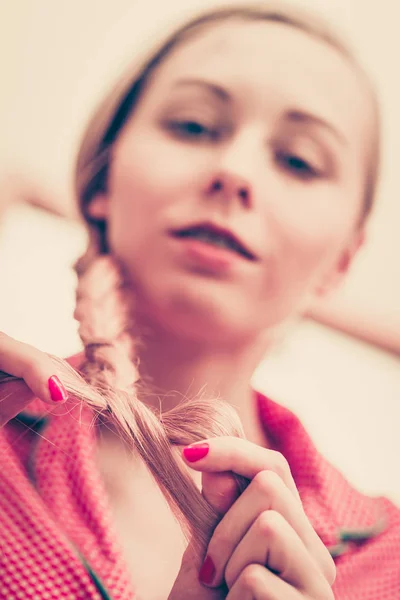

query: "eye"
xmin=277 ymin=152 xmax=320 ymax=180
xmin=166 ymin=120 xmax=219 ymax=141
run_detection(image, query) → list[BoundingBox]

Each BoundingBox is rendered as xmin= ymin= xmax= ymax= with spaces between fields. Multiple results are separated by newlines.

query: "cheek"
xmin=110 ymin=126 xmax=209 ymax=209
xmin=107 ymin=128 xmax=217 ymax=255
xmin=288 ymin=220 xmax=342 ymax=268
xmin=105 ymin=130 xmax=211 ymax=271
xmin=110 ymin=137 xmax=171 ymax=216
xmin=106 ymin=137 xmax=176 ymax=255
xmin=266 ymin=194 xmax=356 ymax=297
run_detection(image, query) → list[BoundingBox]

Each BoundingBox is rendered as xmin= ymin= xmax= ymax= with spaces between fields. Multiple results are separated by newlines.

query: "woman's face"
xmin=90 ymin=20 xmax=374 ymax=344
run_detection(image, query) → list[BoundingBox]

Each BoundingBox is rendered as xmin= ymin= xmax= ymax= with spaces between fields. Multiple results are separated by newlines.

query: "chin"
xmin=140 ymin=288 xmax=235 ymax=343
xmin=133 ymin=267 xmax=264 ymax=341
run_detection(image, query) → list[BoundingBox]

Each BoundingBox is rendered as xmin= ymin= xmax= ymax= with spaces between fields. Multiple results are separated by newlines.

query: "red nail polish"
xmin=199 ymin=555 xmax=215 ymax=586
xmin=48 ymin=376 xmax=68 ymax=402
xmin=183 ymin=443 xmax=209 ymax=462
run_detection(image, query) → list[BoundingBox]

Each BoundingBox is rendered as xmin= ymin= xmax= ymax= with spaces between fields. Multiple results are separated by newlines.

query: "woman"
xmin=1 ymin=3 xmax=399 ymax=599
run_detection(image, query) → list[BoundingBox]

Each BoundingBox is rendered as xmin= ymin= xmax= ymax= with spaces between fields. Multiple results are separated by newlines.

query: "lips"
xmin=170 ymin=221 xmax=257 ymax=261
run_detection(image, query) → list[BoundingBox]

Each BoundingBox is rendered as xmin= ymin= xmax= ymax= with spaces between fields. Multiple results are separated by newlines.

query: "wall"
xmin=1 ymin=0 xmax=399 ymax=350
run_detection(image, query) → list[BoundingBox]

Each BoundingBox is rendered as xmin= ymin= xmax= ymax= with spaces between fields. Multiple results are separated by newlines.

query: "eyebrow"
xmin=171 ymin=78 xmax=347 ymax=145
xmin=285 ymin=110 xmax=348 ymax=146
xmin=172 ymin=78 xmax=232 ymax=102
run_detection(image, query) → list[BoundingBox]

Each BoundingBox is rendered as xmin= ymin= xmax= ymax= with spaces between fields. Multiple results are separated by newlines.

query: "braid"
xmin=74 ymin=255 xmax=137 ymax=392
xmin=70 ymin=247 xmax=247 ymax=554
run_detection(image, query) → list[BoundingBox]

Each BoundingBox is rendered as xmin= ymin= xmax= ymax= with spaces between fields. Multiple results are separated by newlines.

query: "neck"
xmin=132 ymin=319 xmax=271 ymax=447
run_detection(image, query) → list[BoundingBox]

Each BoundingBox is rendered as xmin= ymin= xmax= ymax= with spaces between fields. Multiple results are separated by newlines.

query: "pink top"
xmin=1 ymin=379 xmax=399 ymax=599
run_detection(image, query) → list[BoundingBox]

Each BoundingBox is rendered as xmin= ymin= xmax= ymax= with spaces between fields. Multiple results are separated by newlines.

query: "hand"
xmin=182 ymin=437 xmax=336 ymax=599
xmin=0 ymin=332 xmax=68 ymax=427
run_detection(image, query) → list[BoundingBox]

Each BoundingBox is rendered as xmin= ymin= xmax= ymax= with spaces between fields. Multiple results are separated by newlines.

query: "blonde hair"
xmin=54 ymin=3 xmax=381 ymax=556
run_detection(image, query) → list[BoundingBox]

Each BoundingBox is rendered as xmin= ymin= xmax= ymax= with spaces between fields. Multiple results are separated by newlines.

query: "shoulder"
xmin=332 ymin=505 xmax=400 ymax=598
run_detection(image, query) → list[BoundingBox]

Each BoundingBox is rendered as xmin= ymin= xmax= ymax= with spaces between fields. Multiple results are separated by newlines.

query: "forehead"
xmin=145 ymin=19 xmax=373 ymax=148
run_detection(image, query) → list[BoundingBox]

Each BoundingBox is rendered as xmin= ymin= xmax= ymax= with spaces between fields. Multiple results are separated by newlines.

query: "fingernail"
xmin=183 ymin=443 xmax=209 ymax=462
xmin=199 ymin=555 xmax=215 ymax=586
xmin=48 ymin=376 xmax=68 ymax=402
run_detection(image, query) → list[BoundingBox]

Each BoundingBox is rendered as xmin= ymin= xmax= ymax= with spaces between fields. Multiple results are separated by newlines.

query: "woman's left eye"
xmin=277 ymin=152 xmax=321 ymax=180
xmin=166 ymin=120 xmax=219 ymax=141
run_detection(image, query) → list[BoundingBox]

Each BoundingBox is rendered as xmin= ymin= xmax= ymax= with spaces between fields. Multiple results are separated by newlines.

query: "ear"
xmin=86 ymin=192 xmax=109 ymax=220
xmin=314 ymin=229 xmax=365 ymax=298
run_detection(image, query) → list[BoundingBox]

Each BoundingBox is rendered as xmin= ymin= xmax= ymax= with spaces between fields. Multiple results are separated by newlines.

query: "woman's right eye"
xmin=165 ymin=120 xmax=219 ymax=141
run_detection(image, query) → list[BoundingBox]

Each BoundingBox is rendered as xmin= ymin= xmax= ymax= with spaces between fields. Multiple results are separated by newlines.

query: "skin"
xmin=0 ymin=18 xmax=375 ymax=599
xmin=89 ymin=20 xmax=371 ymax=433
xmin=174 ymin=438 xmax=336 ymax=599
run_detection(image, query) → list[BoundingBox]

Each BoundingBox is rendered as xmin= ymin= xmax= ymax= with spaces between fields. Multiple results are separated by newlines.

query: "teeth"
xmin=175 ymin=228 xmax=253 ymax=258
xmin=183 ymin=230 xmax=238 ymax=252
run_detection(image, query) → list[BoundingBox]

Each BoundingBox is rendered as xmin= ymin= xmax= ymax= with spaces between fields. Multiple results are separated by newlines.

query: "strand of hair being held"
xmin=61 ymin=251 xmax=249 ymax=555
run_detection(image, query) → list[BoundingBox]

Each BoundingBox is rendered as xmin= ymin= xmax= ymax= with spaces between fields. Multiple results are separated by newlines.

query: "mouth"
xmin=170 ymin=221 xmax=257 ymax=261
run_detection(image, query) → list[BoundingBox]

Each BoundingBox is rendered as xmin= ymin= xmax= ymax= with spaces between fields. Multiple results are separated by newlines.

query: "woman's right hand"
xmin=0 ymin=332 xmax=68 ymax=427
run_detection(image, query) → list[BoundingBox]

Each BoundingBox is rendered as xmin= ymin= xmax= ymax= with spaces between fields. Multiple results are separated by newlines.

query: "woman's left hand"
xmin=182 ymin=437 xmax=336 ymax=599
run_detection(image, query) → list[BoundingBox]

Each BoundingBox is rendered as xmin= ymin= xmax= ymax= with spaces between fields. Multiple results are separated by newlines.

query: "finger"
xmin=0 ymin=332 xmax=44 ymax=379
xmin=167 ymin=535 xmax=227 ymax=600
xmin=0 ymin=333 xmax=68 ymax=427
xmin=0 ymin=379 xmax=39 ymax=426
xmin=226 ymin=564 xmax=300 ymax=600
xmin=0 ymin=332 xmax=67 ymax=402
xmin=0 ymin=375 xmax=68 ymax=428
xmin=201 ymin=471 xmax=242 ymax=515
xmin=182 ymin=437 xmax=300 ymax=501
xmin=224 ymin=510 xmax=334 ymax=599
xmin=204 ymin=470 xmax=335 ymax=587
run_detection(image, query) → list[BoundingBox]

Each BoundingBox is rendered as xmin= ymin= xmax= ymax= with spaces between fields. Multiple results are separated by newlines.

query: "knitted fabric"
xmin=0 ymin=386 xmax=399 ymax=599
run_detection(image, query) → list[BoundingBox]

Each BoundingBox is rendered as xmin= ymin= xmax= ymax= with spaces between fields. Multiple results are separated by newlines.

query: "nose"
xmin=204 ymin=171 xmax=251 ymax=209
xmin=203 ymin=130 xmax=260 ymax=210
xmin=202 ymin=129 xmax=262 ymax=210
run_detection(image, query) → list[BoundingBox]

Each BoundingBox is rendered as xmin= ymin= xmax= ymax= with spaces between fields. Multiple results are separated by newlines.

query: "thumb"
xmin=168 ymin=472 xmax=243 ymax=598
xmin=168 ymin=533 xmax=227 ymax=599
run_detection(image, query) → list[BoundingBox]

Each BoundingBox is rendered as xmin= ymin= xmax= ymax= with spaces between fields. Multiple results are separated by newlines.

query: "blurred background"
xmin=0 ymin=0 xmax=399 ymax=503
